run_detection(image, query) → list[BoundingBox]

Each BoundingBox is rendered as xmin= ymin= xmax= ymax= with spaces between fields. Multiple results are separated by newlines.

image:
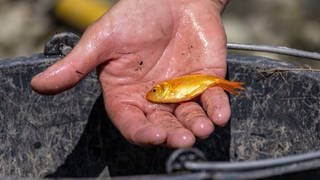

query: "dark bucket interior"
xmin=0 ymin=54 xmax=319 ymax=179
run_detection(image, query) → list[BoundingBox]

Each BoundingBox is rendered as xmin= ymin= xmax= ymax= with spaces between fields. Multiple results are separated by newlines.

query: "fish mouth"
xmin=146 ymin=91 xmax=162 ymax=103
xmin=145 ymin=91 xmax=155 ymax=101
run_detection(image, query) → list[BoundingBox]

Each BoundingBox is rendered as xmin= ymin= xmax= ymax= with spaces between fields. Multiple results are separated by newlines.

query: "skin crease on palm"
xmin=31 ymin=0 xmax=230 ymax=148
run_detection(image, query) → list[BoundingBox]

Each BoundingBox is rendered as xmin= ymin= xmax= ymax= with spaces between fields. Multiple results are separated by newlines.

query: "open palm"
xmin=32 ymin=0 xmax=230 ymax=148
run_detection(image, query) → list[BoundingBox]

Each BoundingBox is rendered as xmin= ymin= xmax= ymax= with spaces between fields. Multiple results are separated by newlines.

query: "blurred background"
xmin=0 ymin=0 xmax=319 ymax=66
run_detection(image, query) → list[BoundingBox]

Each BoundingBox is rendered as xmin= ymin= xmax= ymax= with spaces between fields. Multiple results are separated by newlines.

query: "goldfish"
xmin=146 ymin=74 xmax=244 ymax=103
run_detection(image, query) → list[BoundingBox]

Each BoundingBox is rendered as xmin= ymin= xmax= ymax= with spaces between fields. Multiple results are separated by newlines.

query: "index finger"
xmin=106 ymin=101 xmax=168 ymax=146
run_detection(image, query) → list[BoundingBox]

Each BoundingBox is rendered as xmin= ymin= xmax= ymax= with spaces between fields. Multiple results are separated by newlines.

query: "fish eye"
xmin=152 ymin=88 xmax=157 ymax=93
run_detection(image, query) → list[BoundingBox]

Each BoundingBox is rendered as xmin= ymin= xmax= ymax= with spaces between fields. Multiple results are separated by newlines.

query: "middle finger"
xmin=175 ymin=102 xmax=214 ymax=139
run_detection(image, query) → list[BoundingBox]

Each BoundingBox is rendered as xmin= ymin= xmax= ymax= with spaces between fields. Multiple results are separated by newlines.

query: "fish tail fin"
xmin=217 ymin=79 xmax=245 ymax=95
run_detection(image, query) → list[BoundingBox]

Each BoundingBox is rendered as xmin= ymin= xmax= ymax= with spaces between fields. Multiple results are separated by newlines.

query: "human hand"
xmin=31 ymin=0 xmax=229 ymax=148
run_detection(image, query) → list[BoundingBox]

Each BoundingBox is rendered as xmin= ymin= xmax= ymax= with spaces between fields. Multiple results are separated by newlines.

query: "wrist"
xmin=168 ymin=0 xmax=229 ymax=14
xmin=211 ymin=0 xmax=229 ymax=13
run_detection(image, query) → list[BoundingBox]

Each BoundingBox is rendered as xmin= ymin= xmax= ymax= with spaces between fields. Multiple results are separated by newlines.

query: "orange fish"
xmin=146 ymin=74 xmax=244 ymax=103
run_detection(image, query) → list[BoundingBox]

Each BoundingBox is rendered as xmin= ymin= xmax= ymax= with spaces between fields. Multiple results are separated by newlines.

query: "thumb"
xmin=31 ymin=19 xmax=114 ymax=95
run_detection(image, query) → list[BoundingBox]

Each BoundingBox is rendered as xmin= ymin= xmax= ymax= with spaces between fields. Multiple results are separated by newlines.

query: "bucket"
xmin=0 ymin=33 xmax=319 ymax=179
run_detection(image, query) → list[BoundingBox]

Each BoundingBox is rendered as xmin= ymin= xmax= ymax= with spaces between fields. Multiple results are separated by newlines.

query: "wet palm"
xmin=31 ymin=0 xmax=230 ymax=148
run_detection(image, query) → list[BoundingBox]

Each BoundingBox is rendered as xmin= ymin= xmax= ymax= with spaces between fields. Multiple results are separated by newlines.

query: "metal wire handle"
xmin=227 ymin=42 xmax=320 ymax=60
xmin=184 ymin=150 xmax=320 ymax=171
xmin=166 ymin=148 xmax=320 ymax=179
